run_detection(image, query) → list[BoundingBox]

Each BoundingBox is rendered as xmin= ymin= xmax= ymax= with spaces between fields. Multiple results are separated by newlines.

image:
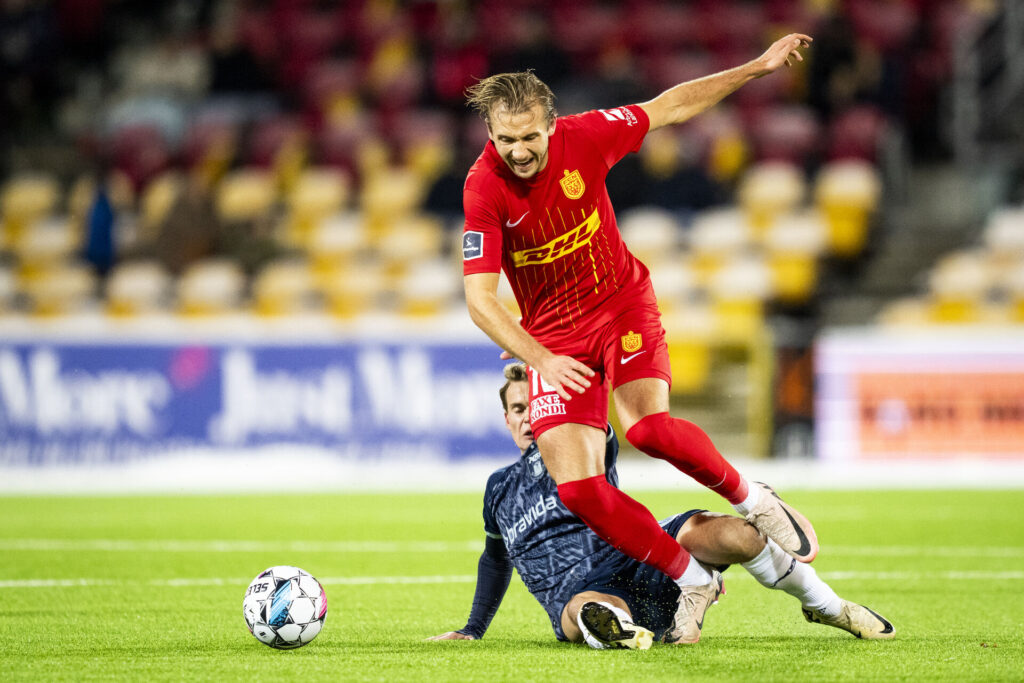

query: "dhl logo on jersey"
xmin=511 ymin=209 xmax=600 ymax=267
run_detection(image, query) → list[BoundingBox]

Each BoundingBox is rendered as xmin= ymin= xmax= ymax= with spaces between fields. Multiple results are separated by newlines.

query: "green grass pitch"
xmin=1 ymin=489 xmax=1022 ymax=681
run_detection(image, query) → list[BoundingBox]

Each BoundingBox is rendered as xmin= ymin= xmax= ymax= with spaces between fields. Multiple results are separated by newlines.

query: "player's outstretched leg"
xmin=623 ymin=413 xmax=818 ymax=562
xmin=742 ymin=482 xmax=819 ymax=563
xmin=804 ymin=601 xmax=895 ymax=640
xmin=663 ymin=568 xmax=724 ymax=644
xmin=576 ymin=602 xmax=654 ymax=650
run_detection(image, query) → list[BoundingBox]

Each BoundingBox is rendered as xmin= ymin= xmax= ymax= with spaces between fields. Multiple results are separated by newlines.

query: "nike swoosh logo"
xmin=763 ymin=483 xmax=813 ymax=559
xmin=781 ymin=506 xmax=813 ymax=558
xmin=620 ymin=351 xmax=647 ymax=364
xmin=505 ymin=211 xmax=529 ymax=227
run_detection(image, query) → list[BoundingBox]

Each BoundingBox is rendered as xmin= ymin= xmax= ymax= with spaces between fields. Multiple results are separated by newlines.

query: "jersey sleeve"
xmin=462 ymin=187 xmax=503 ymax=276
xmin=482 ymin=468 xmax=505 ymax=538
xmin=574 ymin=104 xmax=651 ymax=170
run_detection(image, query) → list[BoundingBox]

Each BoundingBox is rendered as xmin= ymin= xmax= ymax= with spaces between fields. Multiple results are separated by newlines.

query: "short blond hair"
xmin=498 ymin=362 xmax=528 ymax=411
xmin=465 ymin=71 xmax=557 ymax=128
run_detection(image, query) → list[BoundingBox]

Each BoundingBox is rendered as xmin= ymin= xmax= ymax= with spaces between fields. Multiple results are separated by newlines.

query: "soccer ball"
xmin=243 ymin=565 xmax=327 ymax=649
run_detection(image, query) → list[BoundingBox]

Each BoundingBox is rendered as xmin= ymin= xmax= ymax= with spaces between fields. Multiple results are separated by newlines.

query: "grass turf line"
xmin=0 ymin=490 xmax=1021 ymax=681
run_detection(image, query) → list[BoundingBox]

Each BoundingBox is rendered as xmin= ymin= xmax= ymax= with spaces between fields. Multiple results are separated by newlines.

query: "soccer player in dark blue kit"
xmin=428 ymin=364 xmax=894 ymax=647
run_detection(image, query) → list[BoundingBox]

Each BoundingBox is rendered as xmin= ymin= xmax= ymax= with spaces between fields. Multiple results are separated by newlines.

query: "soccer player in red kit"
xmin=462 ymin=34 xmax=816 ymax=641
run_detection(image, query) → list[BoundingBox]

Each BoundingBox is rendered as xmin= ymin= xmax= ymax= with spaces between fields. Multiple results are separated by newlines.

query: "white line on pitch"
xmin=0 ymin=539 xmax=482 ymax=553
xmin=2 ymin=570 xmax=1023 ymax=590
xmin=3 ymin=539 xmax=1023 ymax=557
xmin=0 ymin=575 xmax=478 ymax=589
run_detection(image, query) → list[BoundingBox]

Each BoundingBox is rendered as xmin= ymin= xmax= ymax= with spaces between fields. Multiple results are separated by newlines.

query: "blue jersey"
xmin=482 ymin=427 xmax=623 ymax=638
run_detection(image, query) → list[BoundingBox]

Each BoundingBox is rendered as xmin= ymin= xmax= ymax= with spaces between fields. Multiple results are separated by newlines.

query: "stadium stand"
xmin=0 ymin=0 xmax=1017 ymax=458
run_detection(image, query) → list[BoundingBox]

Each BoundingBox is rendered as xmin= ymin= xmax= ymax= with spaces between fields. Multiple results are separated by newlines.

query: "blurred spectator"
xmin=82 ymin=174 xmax=116 ymax=277
xmin=1 ymin=0 xmax=61 ymax=143
xmin=207 ymin=2 xmax=273 ymax=95
xmin=607 ymin=128 xmax=726 ymax=214
xmin=807 ymin=12 xmax=884 ymax=122
xmin=128 ymin=172 xmax=283 ymax=276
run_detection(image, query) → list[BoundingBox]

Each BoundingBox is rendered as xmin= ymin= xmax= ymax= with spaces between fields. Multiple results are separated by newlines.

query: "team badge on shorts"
xmin=621 ymin=331 xmax=643 ymax=353
xmin=559 ymin=169 xmax=585 ymax=200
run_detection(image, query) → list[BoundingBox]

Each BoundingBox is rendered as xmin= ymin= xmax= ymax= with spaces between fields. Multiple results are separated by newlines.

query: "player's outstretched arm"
xmin=465 ymin=273 xmax=593 ymax=401
xmin=639 ymin=33 xmax=812 ymax=131
xmin=427 ymin=535 xmax=514 ymax=642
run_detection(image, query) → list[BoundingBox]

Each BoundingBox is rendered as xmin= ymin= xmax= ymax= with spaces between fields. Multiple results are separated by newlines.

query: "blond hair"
xmin=498 ymin=362 xmax=528 ymax=411
xmin=465 ymin=71 xmax=557 ymax=128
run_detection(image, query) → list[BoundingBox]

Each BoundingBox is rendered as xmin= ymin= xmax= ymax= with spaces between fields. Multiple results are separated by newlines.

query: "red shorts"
xmin=527 ymin=302 xmax=672 ymax=439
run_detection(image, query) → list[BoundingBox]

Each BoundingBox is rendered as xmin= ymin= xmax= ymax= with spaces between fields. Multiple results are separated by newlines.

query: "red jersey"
xmin=462 ymin=105 xmax=657 ymax=344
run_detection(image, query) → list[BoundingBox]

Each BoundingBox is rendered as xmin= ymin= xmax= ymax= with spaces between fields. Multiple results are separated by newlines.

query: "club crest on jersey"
xmin=559 ymin=169 xmax=585 ymax=200
xmin=621 ymin=331 xmax=642 ymax=353
xmin=526 ymin=450 xmax=545 ymax=479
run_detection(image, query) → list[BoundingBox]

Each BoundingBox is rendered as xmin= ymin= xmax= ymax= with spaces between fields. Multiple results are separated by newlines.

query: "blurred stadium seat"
xmin=22 ymin=262 xmax=98 ymax=316
xmin=252 ymin=258 xmax=321 ymax=317
xmin=177 ymin=258 xmax=247 ymax=315
xmin=1 ymin=174 xmax=60 ymax=238
xmin=814 ymin=160 xmax=882 ymax=257
xmin=105 ymin=260 xmax=174 ymax=316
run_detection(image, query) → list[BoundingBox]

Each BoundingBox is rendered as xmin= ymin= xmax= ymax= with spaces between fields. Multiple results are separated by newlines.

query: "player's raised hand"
xmin=426 ymin=631 xmax=476 ymax=641
xmin=537 ymin=354 xmax=595 ymax=401
xmin=754 ymin=33 xmax=812 ymax=76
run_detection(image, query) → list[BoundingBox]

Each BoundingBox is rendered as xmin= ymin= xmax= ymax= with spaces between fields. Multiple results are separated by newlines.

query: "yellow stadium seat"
xmin=22 ymin=262 xmax=98 ymax=316
xmin=216 ymin=169 xmax=277 ymax=223
xmin=284 ymin=167 xmax=351 ymax=241
xmin=375 ymin=214 xmax=444 ymax=275
xmin=11 ymin=217 xmax=81 ymax=274
xmin=688 ymin=208 xmax=754 ymax=286
xmin=876 ymin=297 xmax=931 ymax=327
xmin=306 ymin=211 xmax=370 ymax=268
xmin=252 ymin=259 xmax=321 ymax=316
xmin=765 ymin=211 xmax=827 ymax=304
xmin=737 ymin=161 xmax=806 ymax=232
xmin=619 ymin=208 xmax=682 ymax=264
xmin=814 ymin=160 xmax=881 ymax=258
xmin=708 ymin=254 xmax=772 ymax=342
xmin=647 ymin=256 xmax=699 ymax=315
xmin=321 ymin=260 xmax=387 ymax=319
xmin=926 ymin=249 xmax=992 ymax=324
xmin=662 ymin=304 xmax=716 ymax=394
xmin=360 ymin=166 xmax=425 ymax=232
xmin=396 ymin=258 xmax=461 ymax=318
xmin=177 ymin=258 xmax=247 ymax=315
xmin=139 ymin=172 xmax=185 ymax=240
xmin=1 ymin=173 xmax=60 ymax=237
xmin=105 ymin=260 xmax=173 ymax=316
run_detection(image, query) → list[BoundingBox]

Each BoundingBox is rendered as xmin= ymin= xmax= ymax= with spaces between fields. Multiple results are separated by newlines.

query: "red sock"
xmin=626 ymin=412 xmax=749 ymax=504
xmin=557 ymin=474 xmax=690 ymax=580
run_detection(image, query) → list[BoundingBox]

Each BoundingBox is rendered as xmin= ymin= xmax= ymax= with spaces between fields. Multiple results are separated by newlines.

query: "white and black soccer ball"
xmin=243 ymin=565 xmax=327 ymax=649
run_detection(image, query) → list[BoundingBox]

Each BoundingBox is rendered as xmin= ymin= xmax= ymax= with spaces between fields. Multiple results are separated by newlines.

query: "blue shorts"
xmin=570 ymin=510 xmax=704 ymax=642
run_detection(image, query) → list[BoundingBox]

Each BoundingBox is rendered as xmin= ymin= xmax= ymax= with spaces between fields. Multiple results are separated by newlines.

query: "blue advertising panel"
xmin=0 ymin=341 xmax=512 ymax=466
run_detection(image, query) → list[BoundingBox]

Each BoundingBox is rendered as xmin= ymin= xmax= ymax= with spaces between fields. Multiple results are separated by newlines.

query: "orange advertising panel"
xmin=857 ymin=372 xmax=1024 ymax=458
